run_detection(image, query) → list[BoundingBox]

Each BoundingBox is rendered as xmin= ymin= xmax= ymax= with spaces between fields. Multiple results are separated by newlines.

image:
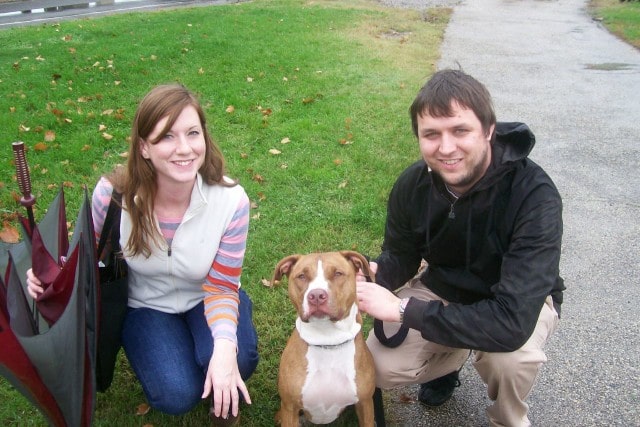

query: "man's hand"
xmin=356 ymin=268 xmax=402 ymax=322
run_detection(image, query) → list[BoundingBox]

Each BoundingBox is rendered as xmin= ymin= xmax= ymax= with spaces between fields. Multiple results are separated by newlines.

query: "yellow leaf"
xmin=225 ymin=105 xmax=235 ymax=113
xmin=102 ymin=109 xmax=114 ymax=116
xmin=268 ymin=149 xmax=281 ymax=155
xmin=81 ymin=145 xmax=90 ymax=151
xmin=333 ymin=158 xmax=342 ymax=165
xmin=62 ymin=35 xmax=72 ymax=41
xmin=246 ymin=76 xmax=253 ymax=82
xmin=280 ymin=137 xmax=290 ymax=144
xmin=99 ymin=124 xmax=107 ymax=132
xmin=198 ymin=67 xmax=204 ymax=75
xmin=102 ymin=132 xmax=113 ymax=140
xmin=19 ymin=124 xmax=30 ymax=132
xmin=240 ymin=153 xmax=248 ymax=159
xmin=119 ymin=151 xmax=129 ymax=158
xmin=150 ymin=55 xmax=157 ymax=61
xmin=338 ymin=181 xmax=348 ymax=189
xmin=251 ymin=212 xmax=261 ymax=220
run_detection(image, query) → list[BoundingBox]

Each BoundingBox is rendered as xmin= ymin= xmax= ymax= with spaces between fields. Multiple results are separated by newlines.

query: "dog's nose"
xmin=307 ymin=289 xmax=328 ymax=307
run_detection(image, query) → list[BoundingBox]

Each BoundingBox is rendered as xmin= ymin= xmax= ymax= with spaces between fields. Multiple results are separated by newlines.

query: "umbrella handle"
xmin=12 ymin=141 xmax=36 ymax=229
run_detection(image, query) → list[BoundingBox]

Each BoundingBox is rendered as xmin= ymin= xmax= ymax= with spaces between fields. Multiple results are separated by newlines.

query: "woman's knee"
xmin=146 ymin=382 xmax=202 ymax=415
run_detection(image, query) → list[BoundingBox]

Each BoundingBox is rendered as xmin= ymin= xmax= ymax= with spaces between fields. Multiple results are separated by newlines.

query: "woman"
xmin=27 ymin=84 xmax=259 ymax=423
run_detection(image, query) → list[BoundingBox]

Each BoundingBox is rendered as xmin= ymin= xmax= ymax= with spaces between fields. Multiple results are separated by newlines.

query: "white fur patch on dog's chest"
xmin=301 ymin=341 xmax=358 ymax=424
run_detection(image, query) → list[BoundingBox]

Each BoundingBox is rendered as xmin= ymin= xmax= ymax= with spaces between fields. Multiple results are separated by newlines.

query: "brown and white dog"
xmin=273 ymin=251 xmax=376 ymax=427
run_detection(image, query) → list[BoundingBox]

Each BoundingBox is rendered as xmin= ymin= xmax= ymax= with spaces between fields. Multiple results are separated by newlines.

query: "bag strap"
xmin=97 ymin=191 xmax=122 ymax=259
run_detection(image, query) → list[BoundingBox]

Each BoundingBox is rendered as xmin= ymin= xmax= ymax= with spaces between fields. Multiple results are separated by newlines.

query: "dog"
xmin=273 ymin=251 xmax=376 ymax=427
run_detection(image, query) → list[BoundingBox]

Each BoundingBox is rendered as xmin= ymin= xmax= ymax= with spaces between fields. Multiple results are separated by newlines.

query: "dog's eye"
xmin=334 ymin=271 xmax=344 ymax=277
xmin=296 ymin=273 xmax=306 ymax=281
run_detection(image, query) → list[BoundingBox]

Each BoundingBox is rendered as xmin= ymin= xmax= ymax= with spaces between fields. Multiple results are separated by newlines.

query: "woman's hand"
xmin=25 ymin=268 xmax=43 ymax=300
xmin=202 ymin=338 xmax=251 ymax=419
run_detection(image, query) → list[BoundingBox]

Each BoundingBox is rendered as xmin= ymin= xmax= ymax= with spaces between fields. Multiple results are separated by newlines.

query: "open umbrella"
xmin=0 ymin=141 xmax=98 ymax=426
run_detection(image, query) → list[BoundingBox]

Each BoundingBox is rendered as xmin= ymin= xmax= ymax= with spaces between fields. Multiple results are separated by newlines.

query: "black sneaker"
xmin=418 ymin=371 xmax=461 ymax=407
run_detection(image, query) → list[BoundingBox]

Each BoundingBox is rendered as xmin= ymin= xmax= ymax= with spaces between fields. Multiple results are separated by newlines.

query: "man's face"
xmin=417 ymin=101 xmax=494 ymax=196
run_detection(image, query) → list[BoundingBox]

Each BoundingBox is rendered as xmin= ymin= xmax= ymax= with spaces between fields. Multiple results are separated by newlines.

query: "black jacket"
xmin=376 ymin=122 xmax=564 ymax=352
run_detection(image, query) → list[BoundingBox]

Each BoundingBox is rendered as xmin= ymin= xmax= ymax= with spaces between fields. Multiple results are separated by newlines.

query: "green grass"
xmin=590 ymin=0 xmax=640 ymax=48
xmin=0 ymin=0 xmax=450 ymax=425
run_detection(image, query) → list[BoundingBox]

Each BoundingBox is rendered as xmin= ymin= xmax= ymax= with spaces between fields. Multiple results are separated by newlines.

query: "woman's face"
xmin=140 ymin=105 xmax=206 ymax=188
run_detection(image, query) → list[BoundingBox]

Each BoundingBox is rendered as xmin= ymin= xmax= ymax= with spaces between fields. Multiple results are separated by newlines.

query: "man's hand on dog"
xmin=356 ymin=261 xmax=402 ymax=323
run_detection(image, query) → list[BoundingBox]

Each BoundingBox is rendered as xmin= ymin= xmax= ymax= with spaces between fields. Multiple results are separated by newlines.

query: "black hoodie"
xmin=376 ymin=122 xmax=564 ymax=352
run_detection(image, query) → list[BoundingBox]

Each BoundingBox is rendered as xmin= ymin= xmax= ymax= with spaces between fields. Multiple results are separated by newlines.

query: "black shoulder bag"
xmin=95 ymin=191 xmax=129 ymax=392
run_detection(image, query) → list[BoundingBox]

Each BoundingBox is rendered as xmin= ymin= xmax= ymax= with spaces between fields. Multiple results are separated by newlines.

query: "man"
xmin=356 ymin=69 xmax=563 ymax=427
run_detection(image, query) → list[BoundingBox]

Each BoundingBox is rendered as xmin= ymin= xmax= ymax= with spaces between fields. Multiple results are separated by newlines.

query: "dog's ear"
xmin=339 ymin=250 xmax=375 ymax=281
xmin=273 ymin=255 xmax=302 ymax=283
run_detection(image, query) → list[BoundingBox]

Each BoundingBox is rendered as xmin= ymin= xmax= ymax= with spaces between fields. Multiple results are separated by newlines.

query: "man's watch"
xmin=398 ymin=297 xmax=410 ymax=323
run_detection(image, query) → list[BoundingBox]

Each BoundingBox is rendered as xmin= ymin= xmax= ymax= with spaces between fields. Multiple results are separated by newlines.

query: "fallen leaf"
xmin=44 ymin=130 xmax=56 ymax=142
xmin=268 ymin=149 xmax=281 ymax=155
xmin=398 ymin=393 xmax=415 ymax=403
xmin=250 ymin=201 xmax=259 ymax=209
xmin=246 ymin=76 xmax=253 ymax=82
xmin=63 ymin=181 xmax=73 ymax=188
xmin=302 ymin=97 xmax=314 ymax=104
xmin=102 ymin=109 xmax=114 ymax=116
xmin=81 ymin=145 xmax=90 ymax=151
xmin=62 ymin=35 xmax=72 ymax=41
xmin=102 ymin=132 xmax=113 ymax=140
xmin=260 ymin=278 xmax=273 ymax=288
xmin=251 ymin=173 xmax=265 ymax=184
xmin=333 ymin=158 xmax=342 ymax=165
xmin=251 ymin=212 xmax=260 ymax=220
xmin=225 ymin=105 xmax=235 ymax=113
xmin=240 ymin=153 xmax=248 ymax=159
xmin=198 ymin=67 xmax=204 ymax=75
xmin=280 ymin=163 xmax=288 ymax=169
xmin=19 ymin=124 xmax=30 ymax=132
xmin=119 ymin=151 xmax=128 ymax=158
xmin=40 ymin=168 xmax=48 ymax=174
xmin=338 ymin=181 xmax=348 ymax=189
xmin=0 ymin=222 xmax=20 ymax=243
xmin=135 ymin=403 xmax=150 ymax=416
xmin=99 ymin=124 xmax=107 ymax=132
xmin=257 ymin=192 xmax=266 ymax=201
xmin=261 ymin=108 xmax=272 ymax=117
xmin=280 ymin=137 xmax=290 ymax=144
xmin=339 ymin=139 xmax=352 ymax=145
xmin=34 ymin=142 xmax=48 ymax=151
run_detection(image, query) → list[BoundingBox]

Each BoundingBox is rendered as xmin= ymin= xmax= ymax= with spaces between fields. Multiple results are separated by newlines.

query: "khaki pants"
xmin=366 ymin=279 xmax=559 ymax=427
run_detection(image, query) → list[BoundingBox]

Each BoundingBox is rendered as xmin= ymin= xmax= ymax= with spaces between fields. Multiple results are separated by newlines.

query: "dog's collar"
xmin=296 ymin=303 xmax=361 ymax=347
xmin=310 ymin=337 xmax=356 ymax=350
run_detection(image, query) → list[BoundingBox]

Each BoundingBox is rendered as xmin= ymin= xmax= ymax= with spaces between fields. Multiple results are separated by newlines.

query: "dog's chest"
xmin=301 ymin=341 xmax=358 ymax=424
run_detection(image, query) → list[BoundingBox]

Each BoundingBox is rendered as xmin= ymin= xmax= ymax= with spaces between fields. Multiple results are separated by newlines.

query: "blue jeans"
xmin=121 ymin=289 xmax=259 ymax=415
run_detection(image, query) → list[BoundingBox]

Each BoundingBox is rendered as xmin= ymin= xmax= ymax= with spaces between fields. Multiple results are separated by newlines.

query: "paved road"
xmin=384 ymin=0 xmax=640 ymax=425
